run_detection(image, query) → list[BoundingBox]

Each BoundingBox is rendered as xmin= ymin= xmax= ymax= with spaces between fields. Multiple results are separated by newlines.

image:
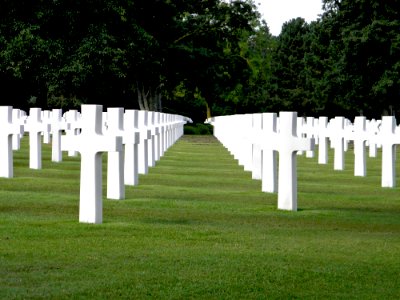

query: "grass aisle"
xmin=1 ymin=135 xmax=399 ymax=299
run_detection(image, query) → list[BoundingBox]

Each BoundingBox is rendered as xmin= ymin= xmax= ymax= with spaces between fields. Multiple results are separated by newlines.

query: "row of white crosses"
xmin=208 ymin=111 xmax=400 ymax=211
xmin=0 ymin=105 xmax=190 ymax=224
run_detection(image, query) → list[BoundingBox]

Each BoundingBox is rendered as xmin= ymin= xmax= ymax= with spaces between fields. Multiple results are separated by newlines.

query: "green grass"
xmin=1 ymin=135 xmax=399 ymax=299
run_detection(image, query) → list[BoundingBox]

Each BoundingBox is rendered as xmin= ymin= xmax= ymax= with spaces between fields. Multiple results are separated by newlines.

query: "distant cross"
xmin=305 ymin=117 xmax=316 ymax=158
xmin=317 ymin=117 xmax=329 ymax=164
xmin=64 ymin=110 xmax=80 ymax=157
xmin=105 ymin=107 xmax=126 ymax=200
xmin=331 ymin=116 xmax=345 ymax=171
xmin=12 ymin=109 xmax=24 ymax=150
xmin=51 ymin=109 xmax=68 ymax=162
xmin=25 ymin=108 xmax=51 ymax=169
xmin=138 ymin=111 xmax=151 ymax=175
xmin=0 ymin=106 xmax=23 ymax=178
xmin=260 ymin=112 xmax=278 ymax=193
xmin=42 ymin=110 xmax=52 ymax=144
xmin=352 ymin=116 xmax=368 ymax=177
xmin=61 ymin=104 xmax=122 ymax=224
xmin=147 ymin=111 xmax=156 ymax=167
xmin=124 ymin=110 xmax=140 ymax=186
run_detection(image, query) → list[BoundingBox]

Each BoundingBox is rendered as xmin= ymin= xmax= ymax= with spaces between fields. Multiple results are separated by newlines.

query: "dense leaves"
xmin=1 ymin=0 xmax=399 ymax=121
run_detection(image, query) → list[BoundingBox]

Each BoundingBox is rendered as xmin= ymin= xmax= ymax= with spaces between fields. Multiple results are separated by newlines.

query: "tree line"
xmin=1 ymin=0 xmax=399 ymax=122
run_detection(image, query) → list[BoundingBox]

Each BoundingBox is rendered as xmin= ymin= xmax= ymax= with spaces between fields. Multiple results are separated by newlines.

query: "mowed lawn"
xmin=1 ymin=135 xmax=399 ymax=299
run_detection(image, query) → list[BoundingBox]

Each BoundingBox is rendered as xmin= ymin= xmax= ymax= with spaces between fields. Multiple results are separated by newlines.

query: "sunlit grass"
xmin=1 ymin=135 xmax=399 ymax=299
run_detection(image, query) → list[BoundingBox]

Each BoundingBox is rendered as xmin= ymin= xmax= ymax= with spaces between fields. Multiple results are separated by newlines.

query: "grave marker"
xmin=124 ymin=110 xmax=140 ymax=186
xmin=61 ymin=104 xmax=123 ymax=224
xmin=25 ymin=108 xmax=51 ymax=169
xmin=353 ymin=116 xmax=368 ymax=176
xmin=318 ymin=116 xmax=329 ymax=164
xmin=275 ymin=112 xmax=314 ymax=211
xmin=106 ymin=107 xmax=125 ymax=200
xmin=0 ymin=106 xmax=24 ymax=178
xmin=260 ymin=112 xmax=278 ymax=193
xmin=379 ymin=116 xmax=400 ymax=188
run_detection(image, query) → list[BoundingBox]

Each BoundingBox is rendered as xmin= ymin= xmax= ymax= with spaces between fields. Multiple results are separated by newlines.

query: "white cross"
xmin=105 ymin=107 xmax=126 ymax=200
xmin=12 ymin=109 xmax=24 ymax=150
xmin=25 ymin=108 xmax=51 ymax=169
xmin=352 ymin=116 xmax=369 ymax=177
xmin=51 ymin=109 xmax=68 ymax=162
xmin=147 ymin=111 xmax=157 ymax=168
xmin=260 ymin=112 xmax=278 ymax=193
xmin=305 ymin=117 xmax=315 ymax=158
xmin=379 ymin=116 xmax=400 ymax=188
xmin=275 ymin=112 xmax=314 ymax=211
xmin=61 ymin=104 xmax=123 ymax=224
xmin=0 ymin=106 xmax=23 ymax=178
xmin=251 ymin=113 xmax=263 ymax=180
xmin=138 ymin=111 xmax=152 ymax=175
xmin=41 ymin=110 xmax=52 ymax=144
xmin=317 ymin=116 xmax=329 ymax=164
xmin=124 ymin=110 xmax=140 ymax=186
xmin=331 ymin=116 xmax=346 ymax=171
xmin=64 ymin=110 xmax=81 ymax=157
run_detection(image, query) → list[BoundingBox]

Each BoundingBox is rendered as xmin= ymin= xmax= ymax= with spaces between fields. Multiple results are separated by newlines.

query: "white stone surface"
xmin=353 ymin=116 xmax=368 ymax=177
xmin=25 ymin=108 xmax=51 ymax=169
xmin=0 ymin=106 xmax=23 ymax=178
xmin=61 ymin=104 xmax=123 ymax=224
xmin=317 ymin=116 xmax=329 ymax=164
xmin=379 ymin=116 xmax=400 ymax=188
xmin=105 ymin=107 xmax=125 ymax=200
xmin=260 ymin=112 xmax=278 ymax=193
xmin=124 ymin=110 xmax=140 ymax=186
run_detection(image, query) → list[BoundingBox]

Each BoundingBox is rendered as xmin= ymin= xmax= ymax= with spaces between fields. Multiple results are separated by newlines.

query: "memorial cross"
xmin=51 ymin=109 xmax=68 ymax=162
xmin=260 ymin=112 xmax=278 ymax=193
xmin=105 ymin=107 xmax=126 ymax=200
xmin=153 ymin=112 xmax=161 ymax=162
xmin=25 ymin=108 xmax=51 ymax=169
xmin=276 ymin=112 xmax=314 ymax=211
xmin=0 ymin=106 xmax=24 ymax=178
xmin=352 ymin=116 xmax=369 ymax=176
xmin=147 ymin=111 xmax=156 ymax=168
xmin=251 ymin=113 xmax=263 ymax=180
xmin=12 ymin=109 xmax=25 ymax=150
xmin=258 ymin=112 xmax=314 ymax=210
xmin=138 ymin=110 xmax=152 ymax=175
xmin=64 ymin=110 xmax=81 ymax=157
xmin=331 ymin=116 xmax=346 ymax=170
xmin=41 ymin=110 xmax=52 ymax=144
xmin=379 ymin=116 xmax=400 ymax=188
xmin=296 ymin=117 xmax=305 ymax=156
xmin=124 ymin=110 xmax=140 ymax=186
xmin=367 ymin=119 xmax=379 ymax=157
xmin=305 ymin=117 xmax=316 ymax=158
xmin=317 ymin=116 xmax=329 ymax=164
xmin=61 ymin=104 xmax=123 ymax=224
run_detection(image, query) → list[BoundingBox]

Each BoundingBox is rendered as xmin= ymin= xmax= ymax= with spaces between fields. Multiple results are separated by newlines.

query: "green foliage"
xmin=184 ymin=123 xmax=213 ymax=135
xmin=1 ymin=0 xmax=399 ymax=119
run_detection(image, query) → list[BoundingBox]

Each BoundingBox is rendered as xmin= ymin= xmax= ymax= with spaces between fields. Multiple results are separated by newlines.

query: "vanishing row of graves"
xmin=1 ymin=105 xmax=398 ymax=224
xmin=1 ymin=105 xmax=190 ymax=224
xmin=208 ymin=112 xmax=399 ymax=211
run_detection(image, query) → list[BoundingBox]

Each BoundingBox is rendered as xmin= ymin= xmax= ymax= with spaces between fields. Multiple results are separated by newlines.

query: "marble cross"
xmin=0 ymin=106 xmax=24 ymax=178
xmin=275 ymin=112 xmax=314 ymax=211
xmin=25 ymin=108 xmax=51 ymax=169
xmin=61 ymin=104 xmax=123 ymax=224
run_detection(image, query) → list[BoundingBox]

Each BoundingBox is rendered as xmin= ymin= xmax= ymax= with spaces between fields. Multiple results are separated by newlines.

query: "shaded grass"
xmin=0 ymin=135 xmax=399 ymax=299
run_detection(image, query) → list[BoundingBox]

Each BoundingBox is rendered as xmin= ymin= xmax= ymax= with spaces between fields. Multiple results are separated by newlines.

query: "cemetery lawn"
xmin=1 ymin=135 xmax=400 ymax=299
